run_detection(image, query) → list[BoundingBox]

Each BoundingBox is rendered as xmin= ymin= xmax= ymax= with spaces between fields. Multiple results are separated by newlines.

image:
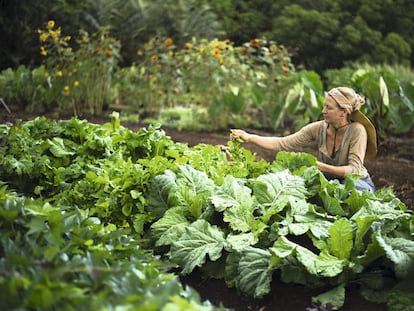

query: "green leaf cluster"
xmin=148 ymin=156 xmax=414 ymax=309
xmin=1 ymin=117 xmax=413 ymax=309
xmin=0 ymin=184 xmax=226 ymax=310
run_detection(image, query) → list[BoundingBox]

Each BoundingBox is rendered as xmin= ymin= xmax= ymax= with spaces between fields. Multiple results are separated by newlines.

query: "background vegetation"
xmin=0 ymin=0 xmax=413 ymax=136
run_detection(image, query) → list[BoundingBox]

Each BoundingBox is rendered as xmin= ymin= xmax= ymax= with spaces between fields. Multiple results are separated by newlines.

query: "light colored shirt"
xmin=272 ymin=120 xmax=368 ymax=178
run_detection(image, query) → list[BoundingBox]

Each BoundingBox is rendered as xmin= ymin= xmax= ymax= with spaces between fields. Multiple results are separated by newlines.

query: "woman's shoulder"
xmin=304 ymin=120 xmax=325 ymax=131
xmin=349 ymin=121 xmax=366 ymax=132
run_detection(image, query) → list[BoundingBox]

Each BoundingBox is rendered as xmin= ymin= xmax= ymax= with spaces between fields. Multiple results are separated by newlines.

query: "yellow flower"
xmin=39 ymin=32 xmax=49 ymax=42
xmin=151 ymin=54 xmax=159 ymax=62
xmin=47 ymin=20 xmax=55 ymax=29
xmin=40 ymin=46 xmax=47 ymax=56
xmin=66 ymin=47 xmax=72 ymax=53
xmin=219 ymin=58 xmax=224 ymax=65
xmin=105 ymin=49 xmax=113 ymax=57
xmin=57 ymin=71 xmax=63 ymax=77
xmin=211 ymin=48 xmax=221 ymax=57
xmin=63 ymin=85 xmax=70 ymax=95
xmin=64 ymin=36 xmax=71 ymax=42
xmin=210 ymin=41 xmax=219 ymax=49
xmin=155 ymin=64 xmax=162 ymax=72
xmin=73 ymin=81 xmax=79 ymax=87
xmin=168 ymin=50 xmax=174 ymax=57
xmin=44 ymin=72 xmax=49 ymax=78
xmin=137 ymin=50 xmax=144 ymax=56
xmin=149 ymin=75 xmax=157 ymax=81
xmin=185 ymin=42 xmax=193 ymax=49
xmin=199 ymin=47 xmax=205 ymax=53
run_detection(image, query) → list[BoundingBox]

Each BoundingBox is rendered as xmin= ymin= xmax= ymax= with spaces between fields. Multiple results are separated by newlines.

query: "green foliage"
xmin=0 ymin=185 xmax=227 ymax=310
xmin=114 ymin=36 xmax=295 ymax=129
xmin=38 ymin=20 xmax=121 ymax=116
xmin=148 ymin=159 xmax=413 ymax=308
xmin=324 ymin=63 xmax=414 ymax=136
xmin=1 ymin=116 xmax=413 ymax=309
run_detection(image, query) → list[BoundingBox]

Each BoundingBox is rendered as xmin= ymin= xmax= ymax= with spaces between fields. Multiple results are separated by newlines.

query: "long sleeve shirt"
xmin=271 ymin=120 xmax=368 ymax=178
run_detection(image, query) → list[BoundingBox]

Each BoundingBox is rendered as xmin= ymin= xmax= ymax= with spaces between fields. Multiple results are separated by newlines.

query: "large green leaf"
xmin=169 ymin=219 xmax=227 ymax=274
xmin=253 ymin=170 xmax=308 ymax=223
xmin=211 ymin=175 xmax=257 ymax=232
xmin=327 ymin=218 xmax=353 ymax=261
xmin=234 ymin=246 xmax=273 ymax=298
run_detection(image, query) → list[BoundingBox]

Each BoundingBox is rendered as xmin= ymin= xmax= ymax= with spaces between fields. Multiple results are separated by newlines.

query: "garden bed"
xmin=2 ymin=113 xmax=413 ymax=310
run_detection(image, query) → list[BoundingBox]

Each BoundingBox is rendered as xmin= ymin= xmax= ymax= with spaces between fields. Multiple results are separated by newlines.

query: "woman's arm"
xmin=230 ymin=129 xmax=280 ymax=150
xmin=316 ymin=161 xmax=347 ymax=177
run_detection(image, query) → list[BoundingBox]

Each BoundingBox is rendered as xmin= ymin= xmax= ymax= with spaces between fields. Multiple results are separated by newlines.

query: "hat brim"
xmin=351 ymin=110 xmax=377 ymax=160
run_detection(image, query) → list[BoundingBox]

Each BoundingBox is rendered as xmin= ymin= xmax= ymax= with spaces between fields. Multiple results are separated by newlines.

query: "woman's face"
xmin=322 ymin=96 xmax=346 ymax=124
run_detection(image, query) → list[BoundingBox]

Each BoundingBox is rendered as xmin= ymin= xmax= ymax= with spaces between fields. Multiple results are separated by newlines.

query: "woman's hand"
xmin=230 ymin=129 xmax=250 ymax=142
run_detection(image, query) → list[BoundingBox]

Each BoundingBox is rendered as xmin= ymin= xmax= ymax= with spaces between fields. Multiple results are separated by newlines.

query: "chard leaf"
xmin=354 ymin=215 xmax=380 ymax=255
xmin=150 ymin=207 xmax=189 ymax=246
xmin=236 ymin=246 xmax=273 ymax=298
xmin=172 ymin=165 xmax=215 ymax=219
xmin=211 ymin=175 xmax=252 ymax=212
xmin=270 ymin=236 xmax=297 ymax=258
xmin=319 ymin=187 xmax=346 ymax=216
xmin=211 ymin=175 xmax=258 ymax=232
xmin=146 ymin=169 xmax=178 ymax=218
xmin=297 ymin=248 xmax=345 ymax=277
xmin=222 ymin=201 xmax=256 ymax=233
xmin=169 ymin=219 xmax=226 ymax=274
xmin=47 ymin=137 xmax=75 ymax=157
xmin=328 ymin=218 xmax=353 ymax=260
xmin=312 ymin=284 xmax=345 ymax=310
xmin=376 ymin=234 xmax=414 ymax=278
xmin=294 ymin=213 xmax=332 ymax=239
xmin=176 ymin=164 xmax=215 ymax=196
xmin=226 ymin=232 xmax=258 ymax=251
xmin=352 ymin=199 xmax=406 ymax=219
xmin=253 ymin=170 xmax=308 ymax=223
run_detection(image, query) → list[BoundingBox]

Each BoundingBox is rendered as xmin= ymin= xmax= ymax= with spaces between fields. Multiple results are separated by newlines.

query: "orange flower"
xmin=250 ymin=38 xmax=261 ymax=48
xmin=164 ymin=38 xmax=173 ymax=47
xmin=105 ymin=49 xmax=113 ymax=57
xmin=155 ymin=64 xmax=162 ymax=72
xmin=151 ymin=54 xmax=159 ymax=62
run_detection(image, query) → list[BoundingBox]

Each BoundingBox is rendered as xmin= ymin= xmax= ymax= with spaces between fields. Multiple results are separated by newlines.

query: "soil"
xmin=2 ymin=113 xmax=413 ymax=310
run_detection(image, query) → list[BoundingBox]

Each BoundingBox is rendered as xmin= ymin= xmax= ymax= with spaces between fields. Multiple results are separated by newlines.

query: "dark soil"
xmin=2 ymin=113 xmax=413 ymax=311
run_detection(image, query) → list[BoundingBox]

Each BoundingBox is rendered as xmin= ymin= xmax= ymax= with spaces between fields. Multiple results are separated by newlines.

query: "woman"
xmin=230 ymin=87 xmax=377 ymax=192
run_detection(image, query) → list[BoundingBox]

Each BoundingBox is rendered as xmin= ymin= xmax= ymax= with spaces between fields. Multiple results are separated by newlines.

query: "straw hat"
xmin=327 ymin=87 xmax=377 ymax=160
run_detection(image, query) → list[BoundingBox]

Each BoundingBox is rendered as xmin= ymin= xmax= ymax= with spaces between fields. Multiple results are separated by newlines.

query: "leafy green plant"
xmin=0 ymin=184 xmax=227 ymax=310
xmin=147 ymin=153 xmax=413 ymax=309
xmin=0 ymin=65 xmax=53 ymax=113
xmin=119 ymin=36 xmax=295 ymax=129
xmin=1 ymin=116 xmax=413 ymax=310
xmin=38 ymin=20 xmax=120 ymax=116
